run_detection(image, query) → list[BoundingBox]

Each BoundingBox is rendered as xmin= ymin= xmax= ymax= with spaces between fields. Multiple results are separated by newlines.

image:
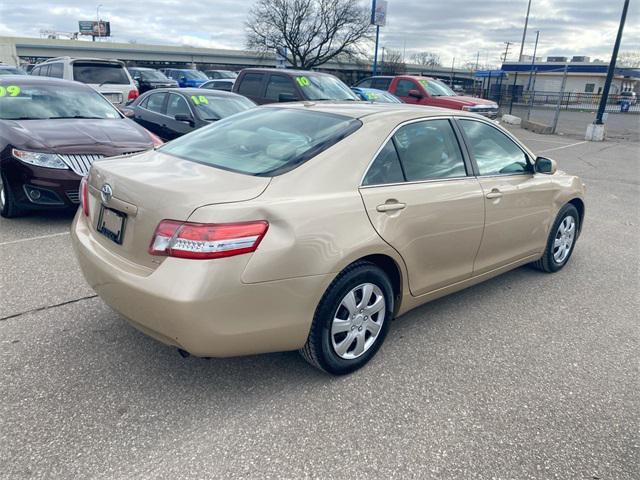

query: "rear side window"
xmin=146 ymin=93 xmax=166 ymax=113
xmin=237 ymin=73 xmax=264 ymax=96
xmin=73 ymin=63 xmax=129 ymax=84
xmin=48 ymin=63 xmax=63 ymax=78
xmin=31 ymin=66 xmax=41 ymax=76
xmin=393 ymin=119 xmax=466 ymax=181
xmin=160 ymin=108 xmax=362 ymax=176
xmin=362 ymin=140 xmax=405 ymax=186
xmin=265 ymin=75 xmax=297 ymax=101
xmin=371 ymin=78 xmax=392 ymax=90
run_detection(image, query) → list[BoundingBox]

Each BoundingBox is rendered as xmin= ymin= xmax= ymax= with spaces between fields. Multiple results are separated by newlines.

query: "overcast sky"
xmin=0 ymin=0 xmax=638 ymax=67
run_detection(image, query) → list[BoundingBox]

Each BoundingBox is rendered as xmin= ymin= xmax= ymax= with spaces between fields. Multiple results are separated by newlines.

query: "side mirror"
xmin=535 ymin=156 xmax=557 ymax=174
xmin=279 ymin=92 xmax=298 ymax=102
xmin=408 ymin=89 xmax=423 ymax=99
xmin=174 ymin=114 xmax=194 ymax=126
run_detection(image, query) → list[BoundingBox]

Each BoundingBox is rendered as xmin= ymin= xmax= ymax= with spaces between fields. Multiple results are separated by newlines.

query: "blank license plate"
xmin=97 ymin=206 xmax=126 ymax=244
xmin=104 ymin=93 xmax=123 ymax=103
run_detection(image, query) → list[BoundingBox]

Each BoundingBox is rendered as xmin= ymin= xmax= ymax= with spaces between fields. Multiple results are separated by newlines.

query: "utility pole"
xmin=526 ymin=30 xmax=540 ymax=91
xmin=594 ymin=0 xmax=629 ymax=125
xmin=552 ymin=64 xmax=569 ymax=133
xmin=475 ymin=51 xmax=480 ymax=71
xmin=518 ymin=0 xmax=533 ymax=61
xmin=450 ymin=57 xmax=455 ymax=86
xmin=502 ymin=42 xmax=512 ymax=64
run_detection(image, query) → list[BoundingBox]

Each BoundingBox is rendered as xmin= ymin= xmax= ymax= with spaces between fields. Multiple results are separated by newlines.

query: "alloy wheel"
xmin=331 ymin=283 xmax=386 ymax=360
xmin=553 ymin=215 xmax=576 ymax=264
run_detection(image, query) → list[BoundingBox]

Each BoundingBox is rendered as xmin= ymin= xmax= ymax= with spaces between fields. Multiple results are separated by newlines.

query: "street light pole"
xmin=594 ymin=0 xmax=630 ymax=125
xmin=518 ymin=0 xmax=532 ymax=61
xmin=96 ymin=4 xmax=103 ymax=42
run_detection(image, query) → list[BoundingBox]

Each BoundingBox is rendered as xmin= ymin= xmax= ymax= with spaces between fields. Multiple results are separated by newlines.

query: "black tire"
xmin=532 ymin=203 xmax=579 ymax=273
xmin=300 ymin=261 xmax=394 ymax=375
xmin=0 ymin=172 xmax=23 ymax=218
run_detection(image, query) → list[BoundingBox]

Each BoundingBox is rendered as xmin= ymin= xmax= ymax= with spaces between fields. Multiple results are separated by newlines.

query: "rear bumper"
xmin=71 ymin=211 xmax=331 ymax=357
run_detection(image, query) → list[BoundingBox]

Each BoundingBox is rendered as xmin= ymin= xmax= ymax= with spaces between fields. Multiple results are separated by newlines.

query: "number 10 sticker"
xmin=296 ymin=77 xmax=310 ymax=87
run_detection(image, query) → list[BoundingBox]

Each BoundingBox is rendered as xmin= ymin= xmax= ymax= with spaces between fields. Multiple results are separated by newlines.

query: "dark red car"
xmin=0 ymin=76 xmax=161 ymax=217
xmin=355 ymin=75 xmax=499 ymax=118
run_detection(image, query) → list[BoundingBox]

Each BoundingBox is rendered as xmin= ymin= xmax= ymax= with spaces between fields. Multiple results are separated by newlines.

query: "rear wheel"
xmin=300 ymin=261 xmax=394 ymax=375
xmin=532 ymin=204 xmax=579 ymax=273
xmin=0 ymin=173 xmax=23 ymax=218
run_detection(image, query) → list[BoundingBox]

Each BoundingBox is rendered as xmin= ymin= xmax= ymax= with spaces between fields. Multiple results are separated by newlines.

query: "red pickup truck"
xmin=354 ymin=75 xmax=499 ymax=118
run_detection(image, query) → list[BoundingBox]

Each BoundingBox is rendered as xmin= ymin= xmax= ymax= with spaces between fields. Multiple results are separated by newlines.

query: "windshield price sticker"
xmin=190 ymin=95 xmax=209 ymax=105
xmin=296 ymin=76 xmax=310 ymax=87
xmin=365 ymin=92 xmax=379 ymax=100
xmin=0 ymin=85 xmax=21 ymax=97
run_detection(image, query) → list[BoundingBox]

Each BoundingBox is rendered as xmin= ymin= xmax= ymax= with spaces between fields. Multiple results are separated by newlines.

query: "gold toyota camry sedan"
xmin=72 ymin=103 xmax=585 ymax=374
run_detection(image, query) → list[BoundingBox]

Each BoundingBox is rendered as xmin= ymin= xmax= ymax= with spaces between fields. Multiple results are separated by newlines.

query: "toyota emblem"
xmin=100 ymin=183 xmax=113 ymax=204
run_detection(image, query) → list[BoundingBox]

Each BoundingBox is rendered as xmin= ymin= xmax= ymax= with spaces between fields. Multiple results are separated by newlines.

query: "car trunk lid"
xmin=86 ymin=150 xmax=271 ymax=269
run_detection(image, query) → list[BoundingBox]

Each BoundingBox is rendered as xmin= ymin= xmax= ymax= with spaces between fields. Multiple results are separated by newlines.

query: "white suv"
xmin=30 ymin=57 xmax=138 ymax=106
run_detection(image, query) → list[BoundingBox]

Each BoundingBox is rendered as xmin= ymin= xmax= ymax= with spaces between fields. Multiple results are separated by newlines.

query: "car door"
xmin=164 ymin=93 xmax=195 ymax=139
xmin=135 ymin=92 xmax=168 ymax=138
xmin=457 ymin=118 xmax=558 ymax=274
xmin=359 ymin=118 xmax=485 ymax=296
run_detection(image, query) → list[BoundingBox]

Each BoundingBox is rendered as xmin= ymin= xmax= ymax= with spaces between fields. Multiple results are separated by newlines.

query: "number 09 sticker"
xmin=296 ymin=76 xmax=310 ymax=87
xmin=0 ymin=85 xmax=22 ymax=97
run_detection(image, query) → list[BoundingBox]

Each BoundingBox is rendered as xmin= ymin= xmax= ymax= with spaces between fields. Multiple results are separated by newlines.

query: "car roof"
xmin=239 ymin=68 xmax=335 ymax=77
xmin=0 ymin=76 xmax=92 ymax=88
xmin=141 ymin=87 xmax=244 ymax=98
xmin=261 ymin=101 xmax=478 ymax=122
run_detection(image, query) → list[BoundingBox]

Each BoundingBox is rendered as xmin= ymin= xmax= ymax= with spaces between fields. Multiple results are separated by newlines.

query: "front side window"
xmin=265 ymin=75 xmax=297 ymax=101
xmin=237 ymin=73 xmax=264 ymax=96
xmin=73 ymin=63 xmax=129 ymax=84
xmin=356 ymin=78 xmax=373 ymax=88
xmin=146 ymin=93 xmax=166 ymax=113
xmin=48 ymin=63 xmax=63 ymax=78
xmin=460 ymin=120 xmax=529 ymax=175
xmin=362 ymin=140 xmax=405 ymax=186
xmin=0 ymin=82 xmax=121 ymax=120
xmin=393 ymin=119 xmax=466 ymax=181
xmin=395 ymin=79 xmax=417 ymax=97
xmin=160 ymin=108 xmax=361 ymax=176
xmin=166 ymin=94 xmax=191 ymax=117
xmin=371 ymin=78 xmax=392 ymax=90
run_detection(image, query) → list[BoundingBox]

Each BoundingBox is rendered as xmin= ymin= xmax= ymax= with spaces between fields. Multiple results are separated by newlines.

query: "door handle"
xmin=376 ymin=202 xmax=406 ymax=212
xmin=486 ymin=189 xmax=503 ymax=199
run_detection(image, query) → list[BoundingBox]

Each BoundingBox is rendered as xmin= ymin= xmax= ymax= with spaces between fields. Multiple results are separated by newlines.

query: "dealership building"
xmin=501 ymin=56 xmax=639 ymax=94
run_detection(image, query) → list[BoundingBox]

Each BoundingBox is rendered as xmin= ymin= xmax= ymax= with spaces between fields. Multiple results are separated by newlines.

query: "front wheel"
xmin=300 ymin=261 xmax=394 ymax=375
xmin=0 ymin=173 xmax=23 ymax=218
xmin=532 ymin=204 xmax=580 ymax=273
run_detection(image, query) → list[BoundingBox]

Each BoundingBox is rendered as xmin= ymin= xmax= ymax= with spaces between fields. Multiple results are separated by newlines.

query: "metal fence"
xmin=486 ymin=89 xmax=639 ymax=115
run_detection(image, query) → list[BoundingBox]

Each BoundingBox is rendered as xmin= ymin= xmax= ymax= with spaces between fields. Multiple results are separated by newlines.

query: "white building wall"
xmin=510 ymin=72 xmax=629 ymax=94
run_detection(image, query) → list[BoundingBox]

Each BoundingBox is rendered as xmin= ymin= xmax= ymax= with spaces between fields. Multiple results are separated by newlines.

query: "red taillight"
xmin=146 ymin=130 xmax=164 ymax=147
xmin=128 ymin=89 xmax=139 ymax=100
xmin=149 ymin=220 xmax=269 ymax=259
xmin=80 ymin=176 xmax=89 ymax=217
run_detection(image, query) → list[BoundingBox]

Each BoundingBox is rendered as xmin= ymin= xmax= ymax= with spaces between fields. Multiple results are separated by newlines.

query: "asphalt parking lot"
xmin=1 ymin=129 xmax=638 ymax=479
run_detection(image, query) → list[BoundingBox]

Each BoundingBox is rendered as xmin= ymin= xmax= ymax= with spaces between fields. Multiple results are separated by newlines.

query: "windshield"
xmin=73 ymin=62 xmax=130 ymax=85
xmin=160 ymin=107 xmax=361 ymax=176
xmin=188 ymin=94 xmax=255 ymax=121
xmin=210 ymin=71 xmax=236 ymax=79
xmin=182 ymin=70 xmax=208 ymax=80
xmin=356 ymin=89 xmax=402 ymax=103
xmin=0 ymin=82 xmax=122 ymax=120
xmin=139 ymin=70 xmax=170 ymax=81
xmin=418 ymin=79 xmax=456 ymax=97
xmin=0 ymin=67 xmax=26 ymax=76
xmin=296 ymin=75 xmax=359 ymax=101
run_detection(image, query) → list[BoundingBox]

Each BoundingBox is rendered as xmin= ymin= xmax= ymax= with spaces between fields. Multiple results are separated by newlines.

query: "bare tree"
xmin=381 ymin=49 xmax=406 ymax=75
xmin=618 ymin=51 xmax=640 ymax=68
xmin=246 ymin=0 xmax=372 ymax=69
xmin=410 ymin=51 xmax=441 ymax=67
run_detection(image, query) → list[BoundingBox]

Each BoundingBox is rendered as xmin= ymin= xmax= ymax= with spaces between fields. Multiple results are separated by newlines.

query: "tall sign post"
xmin=371 ymin=0 xmax=388 ymax=76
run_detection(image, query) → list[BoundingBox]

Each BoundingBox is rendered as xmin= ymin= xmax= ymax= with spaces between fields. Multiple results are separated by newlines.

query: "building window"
xmin=584 ymin=83 xmax=595 ymax=93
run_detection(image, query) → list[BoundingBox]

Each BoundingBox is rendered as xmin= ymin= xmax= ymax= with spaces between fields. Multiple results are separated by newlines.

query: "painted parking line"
xmin=539 ymin=141 xmax=589 ymax=153
xmin=0 ymin=231 xmax=70 ymax=247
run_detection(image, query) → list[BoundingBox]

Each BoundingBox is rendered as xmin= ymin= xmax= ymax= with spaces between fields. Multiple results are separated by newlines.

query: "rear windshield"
xmin=138 ymin=70 xmax=169 ymax=81
xmin=73 ymin=62 xmax=129 ymax=85
xmin=160 ymin=107 xmax=361 ymax=176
